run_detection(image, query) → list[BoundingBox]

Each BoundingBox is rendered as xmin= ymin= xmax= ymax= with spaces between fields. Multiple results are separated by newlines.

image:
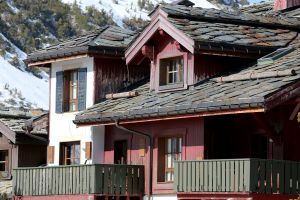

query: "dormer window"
xmin=160 ymin=57 xmax=183 ymax=85
xmin=159 ymin=56 xmax=185 ymax=90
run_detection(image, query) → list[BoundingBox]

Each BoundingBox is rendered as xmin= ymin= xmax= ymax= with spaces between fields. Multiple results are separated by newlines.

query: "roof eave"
xmin=74 ymin=104 xmax=265 ymax=127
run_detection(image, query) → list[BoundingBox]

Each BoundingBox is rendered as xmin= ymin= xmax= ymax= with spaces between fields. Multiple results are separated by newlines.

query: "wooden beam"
xmin=76 ymin=107 xmax=265 ymax=127
xmin=289 ymin=102 xmax=300 ymax=120
xmin=105 ymin=91 xmax=138 ymax=100
xmin=214 ymin=69 xmax=296 ymax=83
xmin=28 ymin=54 xmax=89 ymax=67
xmin=251 ymin=113 xmax=281 ymax=144
xmin=141 ymin=45 xmax=154 ymax=61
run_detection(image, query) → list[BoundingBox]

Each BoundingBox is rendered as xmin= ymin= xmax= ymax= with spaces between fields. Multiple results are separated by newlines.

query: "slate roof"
xmin=0 ymin=108 xmax=48 ymax=144
xmin=159 ymin=4 xmax=299 ymax=49
xmin=241 ymin=2 xmax=300 ymax=17
xmin=74 ymin=35 xmax=300 ymax=125
xmin=26 ymin=26 xmax=137 ymax=63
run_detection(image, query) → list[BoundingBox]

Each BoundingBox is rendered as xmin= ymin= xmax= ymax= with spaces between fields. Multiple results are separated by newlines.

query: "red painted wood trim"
xmin=125 ymin=9 xmax=194 ymax=64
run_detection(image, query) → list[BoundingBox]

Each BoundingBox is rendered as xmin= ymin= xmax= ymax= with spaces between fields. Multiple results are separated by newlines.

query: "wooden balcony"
xmin=174 ymin=159 xmax=300 ymax=194
xmin=13 ymin=164 xmax=144 ymax=197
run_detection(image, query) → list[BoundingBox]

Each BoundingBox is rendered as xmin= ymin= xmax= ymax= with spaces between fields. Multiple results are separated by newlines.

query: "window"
xmin=60 ymin=142 xmax=80 ymax=165
xmin=0 ymin=150 xmax=8 ymax=172
xmin=159 ymin=57 xmax=183 ymax=87
xmin=157 ymin=137 xmax=182 ymax=182
xmin=56 ymin=68 xmax=87 ymax=113
xmin=257 ymin=47 xmax=294 ymax=66
xmin=63 ymin=70 xmax=78 ymax=112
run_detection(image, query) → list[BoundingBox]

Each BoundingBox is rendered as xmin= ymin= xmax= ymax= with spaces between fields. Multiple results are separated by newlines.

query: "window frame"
xmin=60 ymin=141 xmax=81 ymax=165
xmin=164 ymin=136 xmax=182 ymax=183
xmin=157 ymin=52 xmax=188 ymax=92
xmin=63 ymin=69 xmax=79 ymax=113
xmin=0 ymin=149 xmax=11 ymax=180
xmin=157 ymin=133 xmax=184 ymax=184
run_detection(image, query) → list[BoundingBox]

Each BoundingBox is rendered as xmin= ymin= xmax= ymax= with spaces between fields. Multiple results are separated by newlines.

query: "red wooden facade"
xmin=105 ymin=118 xmax=204 ymax=195
xmin=94 ymin=58 xmax=150 ymax=102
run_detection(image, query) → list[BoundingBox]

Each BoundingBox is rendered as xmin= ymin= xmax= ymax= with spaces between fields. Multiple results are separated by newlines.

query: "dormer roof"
xmin=126 ymin=4 xmax=299 ymax=64
xmin=26 ymin=26 xmax=137 ymax=64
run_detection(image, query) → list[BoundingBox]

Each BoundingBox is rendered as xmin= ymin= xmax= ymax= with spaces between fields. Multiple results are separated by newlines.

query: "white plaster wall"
xmin=91 ymin=125 xmax=105 ymax=164
xmin=48 ymin=57 xmax=105 ymax=165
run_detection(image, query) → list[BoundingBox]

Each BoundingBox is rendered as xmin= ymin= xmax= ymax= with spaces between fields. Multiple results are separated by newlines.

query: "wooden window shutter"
xmin=78 ymin=68 xmax=87 ymax=111
xmin=47 ymin=146 xmax=55 ymax=164
xmin=85 ymin=142 xmax=92 ymax=160
xmin=56 ymin=71 xmax=64 ymax=113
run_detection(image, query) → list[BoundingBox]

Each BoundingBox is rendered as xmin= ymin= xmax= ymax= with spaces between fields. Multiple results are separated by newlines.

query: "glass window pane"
xmin=172 ymin=138 xmax=177 ymax=153
xmin=168 ymin=73 xmax=173 ymax=84
xmin=72 ymin=86 xmax=77 ymax=99
xmin=69 ymin=103 xmax=76 ymax=111
xmin=72 ymin=71 xmax=77 ymax=85
xmin=167 ymin=138 xmax=172 ymax=153
xmin=75 ymin=144 xmax=80 ymax=159
xmin=167 ymin=154 xmax=172 ymax=168
xmin=178 ymin=138 xmax=182 ymax=153
xmin=165 ymin=172 xmax=171 ymax=182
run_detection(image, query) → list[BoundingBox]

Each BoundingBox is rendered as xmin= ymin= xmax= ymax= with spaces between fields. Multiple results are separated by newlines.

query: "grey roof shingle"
xmin=26 ymin=26 xmax=137 ymax=63
xmin=0 ymin=108 xmax=48 ymax=144
xmin=158 ymin=4 xmax=299 ymax=49
xmin=74 ymin=35 xmax=300 ymax=125
xmin=160 ymin=4 xmax=300 ymax=29
xmin=169 ymin=17 xmax=297 ymax=48
xmin=241 ymin=2 xmax=300 ymax=17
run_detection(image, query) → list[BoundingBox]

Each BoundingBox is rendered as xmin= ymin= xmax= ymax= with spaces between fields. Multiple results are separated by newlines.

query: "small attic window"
xmin=159 ymin=56 xmax=184 ymax=90
xmin=257 ymin=47 xmax=294 ymax=66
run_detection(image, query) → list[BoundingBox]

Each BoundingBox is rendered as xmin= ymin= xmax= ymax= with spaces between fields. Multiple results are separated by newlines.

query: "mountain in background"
xmin=0 ymin=0 xmax=250 ymax=109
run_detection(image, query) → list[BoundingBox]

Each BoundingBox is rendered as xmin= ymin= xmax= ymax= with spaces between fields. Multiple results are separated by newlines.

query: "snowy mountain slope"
xmin=0 ymin=33 xmax=48 ymax=109
xmin=62 ymin=0 xmax=218 ymax=26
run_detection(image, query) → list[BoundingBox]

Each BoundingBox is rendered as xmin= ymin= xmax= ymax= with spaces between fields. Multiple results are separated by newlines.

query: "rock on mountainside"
xmin=62 ymin=0 xmax=218 ymax=26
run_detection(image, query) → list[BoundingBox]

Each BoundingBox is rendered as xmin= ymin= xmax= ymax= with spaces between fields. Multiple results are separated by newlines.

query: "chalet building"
xmin=0 ymin=107 xmax=47 ymax=196
xmin=13 ymin=0 xmax=300 ymax=200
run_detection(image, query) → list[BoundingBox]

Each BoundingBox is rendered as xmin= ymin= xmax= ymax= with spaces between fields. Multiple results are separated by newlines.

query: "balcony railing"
xmin=13 ymin=164 xmax=144 ymax=196
xmin=174 ymin=159 xmax=300 ymax=194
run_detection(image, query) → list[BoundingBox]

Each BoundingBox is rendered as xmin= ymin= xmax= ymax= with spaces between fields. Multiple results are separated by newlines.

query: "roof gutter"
xmin=115 ymin=120 xmax=152 ymax=200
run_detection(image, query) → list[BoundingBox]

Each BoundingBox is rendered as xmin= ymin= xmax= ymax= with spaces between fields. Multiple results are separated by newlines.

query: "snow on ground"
xmin=0 ymin=57 xmax=49 ymax=109
xmin=0 ymin=32 xmax=48 ymax=109
xmin=62 ymin=0 xmax=217 ymax=26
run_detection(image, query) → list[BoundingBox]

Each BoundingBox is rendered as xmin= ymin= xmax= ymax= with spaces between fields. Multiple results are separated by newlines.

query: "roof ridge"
xmin=160 ymin=4 xmax=300 ymax=31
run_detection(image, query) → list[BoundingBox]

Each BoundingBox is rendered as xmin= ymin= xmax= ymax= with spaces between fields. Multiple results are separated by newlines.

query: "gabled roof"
xmin=0 ymin=108 xmax=48 ymax=145
xmin=26 ymin=26 xmax=137 ymax=63
xmin=74 ymin=35 xmax=300 ymax=125
xmin=126 ymin=4 xmax=299 ymax=63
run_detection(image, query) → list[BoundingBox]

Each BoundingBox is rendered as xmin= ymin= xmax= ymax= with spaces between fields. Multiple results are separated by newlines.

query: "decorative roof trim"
xmin=125 ymin=8 xmax=194 ymax=64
